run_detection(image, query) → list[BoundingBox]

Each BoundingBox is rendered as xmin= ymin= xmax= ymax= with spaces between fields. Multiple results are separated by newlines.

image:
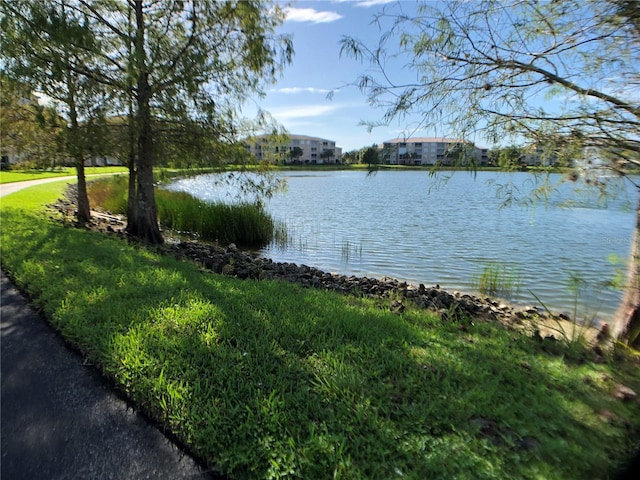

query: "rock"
xmin=598 ymin=409 xmax=617 ymax=423
xmin=613 ymin=384 xmax=637 ymax=401
xmin=389 ymin=300 xmax=405 ymax=314
xmin=596 ymin=323 xmax=611 ymax=342
xmin=50 ymin=184 xmax=572 ymax=332
xmin=515 ymin=436 xmax=540 ymax=451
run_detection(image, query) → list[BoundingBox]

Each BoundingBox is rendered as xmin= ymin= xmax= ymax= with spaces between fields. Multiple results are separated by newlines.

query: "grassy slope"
xmin=1 ymin=182 xmax=639 ymax=479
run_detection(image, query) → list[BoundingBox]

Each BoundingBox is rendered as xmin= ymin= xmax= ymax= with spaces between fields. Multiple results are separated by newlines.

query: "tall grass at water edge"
xmin=88 ymin=176 xmax=275 ymax=247
xmin=472 ymin=262 xmax=522 ymax=300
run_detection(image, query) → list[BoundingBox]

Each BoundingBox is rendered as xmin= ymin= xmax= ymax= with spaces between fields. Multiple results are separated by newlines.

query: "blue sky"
xmin=243 ymin=0 xmax=432 ymax=152
xmin=245 ymin=1 xmax=639 ymax=153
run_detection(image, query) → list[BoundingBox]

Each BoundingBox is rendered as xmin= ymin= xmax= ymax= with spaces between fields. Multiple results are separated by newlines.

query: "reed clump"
xmin=88 ymin=176 xmax=275 ymax=248
xmin=472 ymin=262 xmax=522 ymax=300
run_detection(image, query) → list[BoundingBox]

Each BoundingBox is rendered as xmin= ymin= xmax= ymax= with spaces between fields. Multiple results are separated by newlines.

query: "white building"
xmin=245 ymin=134 xmax=343 ymax=164
xmin=381 ymin=137 xmax=488 ymax=166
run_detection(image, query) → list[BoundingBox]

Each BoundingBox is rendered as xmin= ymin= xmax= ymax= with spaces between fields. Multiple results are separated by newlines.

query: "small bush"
xmin=87 ymin=176 xmax=128 ymax=214
xmin=88 ymin=176 xmax=275 ymax=247
xmin=155 ymin=189 xmax=275 ymax=247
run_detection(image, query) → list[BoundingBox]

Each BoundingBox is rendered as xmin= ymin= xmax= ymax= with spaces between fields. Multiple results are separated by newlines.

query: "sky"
xmin=244 ymin=0 xmax=639 ymax=154
xmin=242 ymin=0 xmax=437 ymax=153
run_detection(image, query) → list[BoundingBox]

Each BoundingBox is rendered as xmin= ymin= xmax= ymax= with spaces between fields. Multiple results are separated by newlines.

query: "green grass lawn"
xmin=1 ymin=182 xmax=639 ymax=479
xmin=0 ymin=166 xmax=128 ymax=184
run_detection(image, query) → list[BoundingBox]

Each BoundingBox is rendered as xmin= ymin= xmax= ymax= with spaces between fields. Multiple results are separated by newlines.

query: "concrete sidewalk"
xmin=1 ymin=272 xmax=216 ymax=479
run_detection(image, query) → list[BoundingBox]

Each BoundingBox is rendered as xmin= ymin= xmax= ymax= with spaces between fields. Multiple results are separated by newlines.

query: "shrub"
xmin=87 ymin=176 xmax=128 ymax=214
xmin=88 ymin=176 xmax=275 ymax=247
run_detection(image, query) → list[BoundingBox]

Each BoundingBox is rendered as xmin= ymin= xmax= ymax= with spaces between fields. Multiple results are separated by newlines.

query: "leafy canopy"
xmin=341 ymin=0 xmax=639 ymax=171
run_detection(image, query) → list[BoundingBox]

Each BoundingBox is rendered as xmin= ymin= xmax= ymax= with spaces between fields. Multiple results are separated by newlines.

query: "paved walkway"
xmin=0 ymin=172 xmax=126 ymax=198
xmin=0 ymin=176 xmax=77 ymax=197
xmin=1 ymin=272 xmax=216 ymax=479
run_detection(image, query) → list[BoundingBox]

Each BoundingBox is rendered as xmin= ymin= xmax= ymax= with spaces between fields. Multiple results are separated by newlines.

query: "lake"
xmin=166 ymin=170 xmax=637 ymax=321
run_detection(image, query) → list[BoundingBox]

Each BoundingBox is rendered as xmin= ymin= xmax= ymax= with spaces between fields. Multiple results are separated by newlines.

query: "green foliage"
xmin=2 ymin=0 xmax=295 ymax=242
xmin=2 ymin=183 xmax=640 ymax=479
xmin=342 ymin=0 xmax=639 ymax=167
xmin=497 ymin=145 xmax=523 ymax=170
xmin=472 ymin=262 xmax=522 ymax=300
xmin=287 ymin=146 xmax=304 ymax=162
xmin=362 ymin=146 xmax=380 ymax=165
xmin=87 ymin=175 xmax=129 ymax=214
xmin=0 ymin=75 xmax=65 ymax=169
xmin=88 ymin=176 xmax=275 ymax=247
xmin=155 ymin=190 xmax=274 ymax=248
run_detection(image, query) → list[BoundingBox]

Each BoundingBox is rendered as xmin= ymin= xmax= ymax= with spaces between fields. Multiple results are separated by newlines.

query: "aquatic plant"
xmin=472 ymin=262 xmax=522 ymax=300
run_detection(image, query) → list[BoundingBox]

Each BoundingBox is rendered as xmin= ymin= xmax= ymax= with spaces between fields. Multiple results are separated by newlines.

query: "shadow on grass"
xmin=2 ymin=207 xmax=639 ymax=479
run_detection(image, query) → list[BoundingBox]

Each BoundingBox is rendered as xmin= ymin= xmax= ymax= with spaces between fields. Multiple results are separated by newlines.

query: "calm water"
xmin=166 ymin=170 xmax=637 ymax=321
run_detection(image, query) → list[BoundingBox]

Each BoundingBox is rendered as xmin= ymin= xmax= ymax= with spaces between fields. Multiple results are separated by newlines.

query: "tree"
xmin=362 ymin=146 xmax=380 ymax=166
xmin=0 ymin=75 xmax=65 ymax=168
xmin=498 ymin=146 xmax=524 ymax=170
xmin=288 ymin=146 xmax=304 ymax=163
xmin=342 ymin=150 xmax=359 ymax=164
xmin=320 ymin=149 xmax=335 ymax=163
xmin=130 ymin=0 xmax=293 ymax=243
xmin=341 ymin=0 xmax=640 ymax=344
xmin=2 ymin=0 xmax=293 ymax=243
xmin=2 ymin=0 xmax=109 ymax=223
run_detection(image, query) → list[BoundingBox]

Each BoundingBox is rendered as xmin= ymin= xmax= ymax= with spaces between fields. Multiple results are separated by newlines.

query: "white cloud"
xmin=270 ymin=104 xmax=340 ymax=120
xmin=274 ymin=87 xmax=333 ymax=95
xmin=284 ymin=7 xmax=342 ymax=24
xmin=355 ymin=0 xmax=396 ymax=7
xmin=282 ymin=120 xmax=322 ymax=130
xmin=333 ymin=0 xmax=395 ymax=7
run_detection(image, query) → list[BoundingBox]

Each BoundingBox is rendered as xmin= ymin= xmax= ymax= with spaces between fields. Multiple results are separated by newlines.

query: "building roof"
xmin=250 ymin=133 xmax=336 ymax=143
xmin=383 ymin=137 xmax=468 ymax=144
xmin=288 ymin=134 xmax=336 ymax=143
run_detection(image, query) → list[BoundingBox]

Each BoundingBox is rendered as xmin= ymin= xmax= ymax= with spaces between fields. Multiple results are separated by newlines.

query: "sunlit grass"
xmin=1 ymin=183 xmax=639 ymax=479
xmin=0 ymin=179 xmax=69 ymax=210
xmin=0 ymin=166 xmax=128 ymax=183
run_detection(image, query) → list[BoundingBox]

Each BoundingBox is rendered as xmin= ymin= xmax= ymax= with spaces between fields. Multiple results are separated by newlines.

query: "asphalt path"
xmin=1 ymin=177 xmax=217 ymax=479
xmin=0 ymin=175 xmax=78 ymax=197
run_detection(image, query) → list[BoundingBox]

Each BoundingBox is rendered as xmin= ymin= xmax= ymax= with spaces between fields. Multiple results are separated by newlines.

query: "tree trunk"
xmin=125 ymin=0 xmax=163 ymax=244
xmin=66 ymin=83 xmax=90 ymax=224
xmin=125 ymin=71 xmax=163 ymax=244
xmin=75 ymin=161 xmax=91 ymax=223
xmin=126 ymin=110 xmax=137 ymax=227
xmin=615 ymin=191 xmax=640 ymax=347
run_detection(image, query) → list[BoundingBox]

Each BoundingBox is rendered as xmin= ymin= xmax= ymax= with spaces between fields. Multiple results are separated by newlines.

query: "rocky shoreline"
xmin=51 ymin=185 xmax=602 ymax=342
xmin=167 ymin=239 xmax=545 ymax=325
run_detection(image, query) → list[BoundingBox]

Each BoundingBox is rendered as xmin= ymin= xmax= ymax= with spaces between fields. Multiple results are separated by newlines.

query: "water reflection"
xmin=166 ymin=170 xmax=637 ymax=321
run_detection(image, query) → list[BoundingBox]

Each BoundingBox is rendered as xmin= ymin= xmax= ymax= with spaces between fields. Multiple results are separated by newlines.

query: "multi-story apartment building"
xmin=381 ymin=137 xmax=488 ymax=166
xmin=245 ymin=134 xmax=343 ymax=164
xmin=521 ymin=143 xmax=559 ymax=166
